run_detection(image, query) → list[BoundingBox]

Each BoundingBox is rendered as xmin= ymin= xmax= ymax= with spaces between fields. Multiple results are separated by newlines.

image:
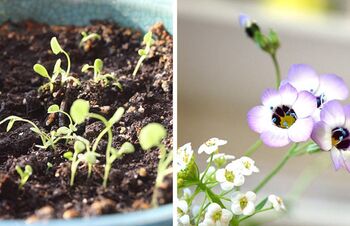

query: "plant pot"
xmin=0 ymin=0 xmax=173 ymax=225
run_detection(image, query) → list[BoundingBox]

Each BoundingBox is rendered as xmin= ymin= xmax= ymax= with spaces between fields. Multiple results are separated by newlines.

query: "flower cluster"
xmin=248 ymin=64 xmax=350 ymax=172
xmin=177 ymin=139 xmax=285 ymax=226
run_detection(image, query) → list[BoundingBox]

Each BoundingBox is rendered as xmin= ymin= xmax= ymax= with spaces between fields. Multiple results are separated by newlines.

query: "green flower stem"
xmin=243 ymin=139 xmax=263 ymax=157
xmin=253 ymin=143 xmax=299 ymax=193
xmin=195 ymin=197 xmax=209 ymax=225
xmin=200 ymin=154 xmax=214 ymax=182
xmin=271 ymin=53 xmax=281 ymax=88
xmin=239 ymin=207 xmax=274 ymax=222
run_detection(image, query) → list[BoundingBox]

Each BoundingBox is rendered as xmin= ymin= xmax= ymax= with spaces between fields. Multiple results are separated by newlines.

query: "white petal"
xmin=288 ymin=117 xmax=314 ymax=142
xmin=231 ymin=203 xmax=243 ymax=215
xmin=292 ymin=91 xmax=317 ymax=118
xmin=220 ymin=181 xmax=234 ymax=191
xmin=261 ymin=88 xmax=281 ymax=108
xmin=260 ymin=126 xmax=290 ymax=147
xmin=242 ymin=202 xmax=255 ymax=216
xmin=320 ymin=100 xmax=345 ymax=128
xmin=245 ymin=191 xmax=257 ymax=202
xmin=221 ymin=209 xmax=233 ymax=223
xmin=286 ymin=64 xmax=320 ymax=93
xmin=311 ymin=121 xmax=332 ymax=151
xmin=279 ymin=83 xmax=298 ymax=106
xmin=215 ymin=169 xmax=226 ymax=183
xmin=247 ymin=106 xmax=273 ymax=133
xmin=331 ymin=147 xmax=343 ymax=171
xmin=178 ymin=200 xmax=188 ymax=213
xmin=233 ymin=174 xmax=245 ymax=187
xmin=318 ymin=74 xmax=349 ymax=101
xmin=179 ymin=215 xmax=190 ymax=225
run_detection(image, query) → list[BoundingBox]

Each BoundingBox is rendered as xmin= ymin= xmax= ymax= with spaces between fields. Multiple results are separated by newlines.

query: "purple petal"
xmin=331 ymin=148 xmax=343 ymax=171
xmin=239 ymin=14 xmax=251 ymax=28
xmin=318 ymin=74 xmax=348 ymax=101
xmin=286 ymin=64 xmax=320 ymax=93
xmin=344 ymin=105 xmax=350 ymax=128
xmin=247 ymin=106 xmax=272 ymax=133
xmin=260 ymin=127 xmax=290 ymax=147
xmin=311 ymin=121 xmax=332 ymax=151
xmin=340 ymin=151 xmax=350 ymax=172
xmin=279 ymin=83 xmax=298 ymax=106
xmin=292 ymin=91 xmax=317 ymax=118
xmin=261 ymin=88 xmax=281 ymax=108
xmin=288 ymin=117 xmax=314 ymax=142
xmin=320 ymin=100 xmax=345 ymax=128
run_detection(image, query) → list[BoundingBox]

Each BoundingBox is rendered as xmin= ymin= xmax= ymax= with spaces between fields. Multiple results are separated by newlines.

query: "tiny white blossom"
xmin=235 ymin=157 xmax=259 ymax=176
xmin=207 ymin=153 xmax=236 ymax=167
xmin=177 ymin=143 xmax=193 ymax=171
xmin=177 ymin=199 xmax=190 ymax=226
xmin=216 ymin=162 xmax=244 ymax=191
xmin=268 ymin=195 xmax=286 ymax=211
xmin=231 ymin=191 xmax=256 ymax=216
xmin=198 ymin=138 xmax=227 ymax=155
xmin=199 ymin=203 xmax=233 ymax=226
xmin=182 ymin=188 xmax=192 ymax=200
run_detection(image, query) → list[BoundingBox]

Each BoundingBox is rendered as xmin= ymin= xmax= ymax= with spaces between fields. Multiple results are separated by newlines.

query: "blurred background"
xmin=178 ymin=0 xmax=350 ymax=225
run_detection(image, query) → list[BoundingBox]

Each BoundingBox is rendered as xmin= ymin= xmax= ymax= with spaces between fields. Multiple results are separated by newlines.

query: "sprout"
xmin=15 ymin=165 xmax=33 ymax=189
xmin=139 ymin=123 xmax=172 ymax=207
xmin=82 ymin=58 xmax=122 ymax=90
xmin=34 ymin=37 xmax=79 ymax=93
xmin=79 ymin=31 xmax=101 ymax=47
xmin=47 ymin=162 xmax=53 ymax=170
xmin=132 ymin=31 xmax=154 ymax=77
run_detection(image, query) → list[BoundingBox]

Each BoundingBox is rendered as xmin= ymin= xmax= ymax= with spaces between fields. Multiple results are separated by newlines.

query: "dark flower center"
xmin=271 ymin=105 xmax=297 ymax=129
xmin=332 ymin=127 xmax=350 ymax=150
xmin=316 ymin=94 xmax=326 ymax=108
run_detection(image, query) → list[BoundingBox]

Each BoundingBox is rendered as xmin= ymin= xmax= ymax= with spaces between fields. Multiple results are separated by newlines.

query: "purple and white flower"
xmin=282 ymin=64 xmax=348 ymax=120
xmin=248 ymin=83 xmax=317 ymax=147
xmin=311 ymin=100 xmax=350 ymax=172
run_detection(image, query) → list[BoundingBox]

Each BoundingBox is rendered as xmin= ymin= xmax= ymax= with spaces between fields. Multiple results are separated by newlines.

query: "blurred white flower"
xmin=177 ymin=143 xmax=193 ymax=171
xmin=268 ymin=195 xmax=286 ymax=211
xmin=231 ymin=191 xmax=256 ymax=216
xmin=207 ymin=153 xmax=235 ymax=167
xmin=200 ymin=166 xmax=216 ymax=183
xmin=177 ymin=199 xmax=190 ymax=226
xmin=235 ymin=157 xmax=259 ymax=176
xmin=199 ymin=203 xmax=233 ymax=226
xmin=198 ymin=138 xmax=227 ymax=155
xmin=216 ymin=162 xmax=244 ymax=191
xmin=182 ymin=188 xmax=192 ymax=200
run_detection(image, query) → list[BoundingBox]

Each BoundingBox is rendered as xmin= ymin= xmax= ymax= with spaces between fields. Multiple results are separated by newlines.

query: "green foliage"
xmin=70 ymin=99 xmax=90 ymax=124
xmin=82 ymin=58 xmax=122 ymax=90
xmin=139 ymin=123 xmax=167 ymax=150
xmin=79 ymin=31 xmax=101 ymax=47
xmin=132 ymin=31 xmax=154 ymax=77
xmin=15 ymin=165 xmax=33 ymax=189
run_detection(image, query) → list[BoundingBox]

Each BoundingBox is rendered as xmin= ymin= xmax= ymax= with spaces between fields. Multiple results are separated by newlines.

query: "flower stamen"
xmin=332 ymin=127 xmax=350 ymax=150
xmin=272 ymin=105 xmax=297 ymax=129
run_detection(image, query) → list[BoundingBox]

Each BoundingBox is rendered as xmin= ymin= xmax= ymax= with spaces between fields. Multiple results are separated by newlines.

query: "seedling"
xmin=15 ymin=165 xmax=33 ymax=189
xmin=34 ymin=37 xmax=79 ymax=93
xmin=132 ymin=31 xmax=154 ymax=77
xmin=79 ymin=31 xmax=101 ymax=47
xmin=82 ymin=58 xmax=122 ymax=90
xmin=139 ymin=123 xmax=172 ymax=207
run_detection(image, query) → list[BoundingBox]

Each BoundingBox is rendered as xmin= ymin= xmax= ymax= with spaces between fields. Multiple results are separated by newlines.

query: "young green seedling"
xmin=79 ymin=31 xmax=101 ymax=47
xmin=34 ymin=37 xmax=79 ymax=93
xmin=81 ymin=58 xmax=122 ymax=90
xmin=15 ymin=165 xmax=33 ymax=189
xmin=132 ymin=31 xmax=154 ymax=77
xmin=139 ymin=123 xmax=172 ymax=207
xmin=64 ymin=138 xmax=87 ymax=186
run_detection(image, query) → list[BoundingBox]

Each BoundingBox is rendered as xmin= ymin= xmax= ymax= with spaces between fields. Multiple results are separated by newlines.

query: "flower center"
xmin=212 ymin=210 xmax=222 ymax=222
xmin=205 ymin=139 xmax=216 ymax=147
xmin=183 ymin=153 xmax=190 ymax=164
xmin=243 ymin=161 xmax=251 ymax=169
xmin=240 ymin=197 xmax=248 ymax=209
xmin=225 ymin=170 xmax=235 ymax=182
xmin=177 ymin=207 xmax=184 ymax=216
xmin=272 ymin=105 xmax=297 ymax=129
xmin=316 ymin=94 xmax=326 ymax=108
xmin=332 ymin=127 xmax=350 ymax=150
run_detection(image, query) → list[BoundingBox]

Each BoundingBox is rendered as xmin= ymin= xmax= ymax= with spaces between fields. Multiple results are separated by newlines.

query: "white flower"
xmin=182 ymin=188 xmax=192 ymax=200
xmin=177 ymin=199 xmax=190 ymax=226
xmin=207 ymin=153 xmax=235 ymax=167
xmin=235 ymin=157 xmax=259 ymax=176
xmin=200 ymin=166 xmax=216 ymax=183
xmin=198 ymin=138 xmax=227 ymax=155
xmin=177 ymin=143 xmax=193 ymax=171
xmin=199 ymin=203 xmax=233 ymax=226
xmin=268 ymin=195 xmax=286 ymax=211
xmin=231 ymin=191 xmax=256 ymax=216
xmin=216 ymin=162 xmax=244 ymax=191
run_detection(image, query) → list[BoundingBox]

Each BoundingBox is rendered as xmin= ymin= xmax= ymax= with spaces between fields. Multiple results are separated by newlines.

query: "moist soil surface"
xmin=0 ymin=20 xmax=172 ymax=220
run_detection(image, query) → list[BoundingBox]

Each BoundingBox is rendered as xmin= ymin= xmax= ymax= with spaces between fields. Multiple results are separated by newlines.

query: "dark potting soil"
xmin=0 ymin=20 xmax=173 ymax=220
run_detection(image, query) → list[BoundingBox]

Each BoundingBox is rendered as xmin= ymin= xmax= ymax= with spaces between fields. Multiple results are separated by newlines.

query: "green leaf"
xmin=81 ymin=64 xmax=90 ymax=72
xmin=53 ymin=59 xmax=62 ymax=74
xmin=30 ymin=127 xmax=42 ymax=135
xmin=56 ymin=126 xmax=71 ymax=135
xmin=6 ymin=119 xmax=15 ymax=132
xmin=94 ymin=59 xmax=103 ymax=74
xmin=119 ymin=142 xmax=135 ymax=154
xmin=63 ymin=151 xmax=73 ymax=161
xmin=74 ymin=140 xmax=86 ymax=153
xmin=108 ymin=107 xmax=125 ymax=126
xmin=83 ymin=152 xmax=97 ymax=164
xmin=50 ymin=37 xmax=63 ymax=54
xmin=15 ymin=165 xmax=24 ymax=177
xmin=47 ymin=104 xmax=60 ymax=113
xmin=70 ymin=99 xmax=90 ymax=124
xmin=255 ymin=197 xmax=268 ymax=211
xmin=306 ymin=142 xmax=321 ymax=154
xmin=139 ymin=123 xmax=167 ymax=150
xmin=25 ymin=165 xmax=33 ymax=175
xmin=143 ymin=31 xmax=154 ymax=45
xmin=138 ymin=49 xmax=146 ymax=56
xmin=33 ymin=64 xmax=50 ymax=78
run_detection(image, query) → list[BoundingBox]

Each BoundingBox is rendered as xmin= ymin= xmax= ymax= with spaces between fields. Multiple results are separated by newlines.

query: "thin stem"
xmin=200 ymin=154 xmax=214 ymax=182
xmin=133 ymin=55 xmax=146 ymax=77
xmin=271 ymin=53 xmax=281 ymax=88
xmin=253 ymin=143 xmax=299 ymax=193
xmin=195 ymin=196 xmax=208 ymax=225
xmin=243 ymin=139 xmax=263 ymax=157
xmin=239 ymin=207 xmax=274 ymax=222
xmin=63 ymin=51 xmax=71 ymax=77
